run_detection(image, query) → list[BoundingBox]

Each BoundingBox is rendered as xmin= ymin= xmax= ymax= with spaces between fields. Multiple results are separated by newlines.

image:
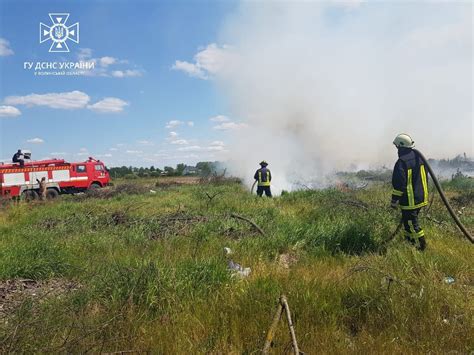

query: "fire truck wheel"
xmin=46 ymin=188 xmax=59 ymax=199
xmin=21 ymin=190 xmax=39 ymax=201
xmin=89 ymin=183 xmax=101 ymax=190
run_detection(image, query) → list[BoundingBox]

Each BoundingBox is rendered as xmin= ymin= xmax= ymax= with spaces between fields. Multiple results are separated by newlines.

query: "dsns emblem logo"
xmin=40 ymin=13 xmax=79 ymax=53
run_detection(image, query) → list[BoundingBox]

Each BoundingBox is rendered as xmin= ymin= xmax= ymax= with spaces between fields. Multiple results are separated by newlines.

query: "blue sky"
xmin=0 ymin=0 xmax=239 ymax=167
xmin=0 ymin=0 xmax=471 ymax=172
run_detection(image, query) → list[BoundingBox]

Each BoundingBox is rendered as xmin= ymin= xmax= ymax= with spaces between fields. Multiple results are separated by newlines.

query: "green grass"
xmin=0 ymin=179 xmax=473 ymax=353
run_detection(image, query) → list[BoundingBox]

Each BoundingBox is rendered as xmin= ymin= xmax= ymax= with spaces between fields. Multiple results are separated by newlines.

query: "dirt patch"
xmin=0 ymin=278 xmax=80 ymax=318
xmin=148 ymin=211 xmax=208 ymax=239
xmin=0 ymin=197 xmax=13 ymax=209
xmin=156 ymin=177 xmax=201 ymax=185
xmin=277 ymin=253 xmax=299 ymax=269
xmin=451 ymin=191 xmax=474 ymax=207
xmin=83 ymin=183 xmax=150 ymax=199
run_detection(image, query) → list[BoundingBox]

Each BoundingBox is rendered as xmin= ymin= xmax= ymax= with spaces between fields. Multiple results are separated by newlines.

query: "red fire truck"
xmin=0 ymin=157 xmax=110 ymax=200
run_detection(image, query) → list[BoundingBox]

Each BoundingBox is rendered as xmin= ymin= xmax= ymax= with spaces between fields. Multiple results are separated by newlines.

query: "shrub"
xmin=123 ymin=173 xmax=139 ymax=180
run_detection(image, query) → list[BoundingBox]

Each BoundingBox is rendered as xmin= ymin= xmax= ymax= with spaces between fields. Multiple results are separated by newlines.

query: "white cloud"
xmin=210 ymin=115 xmax=230 ymax=122
xmin=111 ymin=69 xmax=143 ymax=78
xmin=137 ymin=140 xmax=154 ymax=146
xmin=213 ymin=121 xmax=248 ymax=131
xmin=207 ymin=145 xmax=225 ymax=151
xmin=0 ymin=105 xmax=21 ymax=117
xmin=165 ymin=120 xmax=183 ymax=129
xmin=171 ymin=139 xmax=189 ymax=145
xmin=77 ymin=148 xmax=88 ymax=156
xmin=76 ymin=48 xmax=143 ymax=78
xmin=177 ymin=144 xmax=225 ymax=152
xmin=172 ymin=43 xmax=230 ymax=80
xmin=172 ymin=61 xmax=206 ymax=79
xmin=5 ymin=91 xmax=90 ymax=109
xmin=178 ymin=145 xmax=202 ymax=152
xmin=168 ymin=131 xmax=179 ymax=138
xmin=26 ymin=137 xmax=44 ymax=144
xmin=87 ymin=98 xmax=129 ymax=113
xmin=50 ymin=152 xmax=66 ymax=156
xmin=210 ymin=140 xmax=225 ymax=146
xmin=99 ymin=56 xmax=117 ymax=67
xmin=126 ymin=150 xmax=143 ymax=154
xmin=97 ymin=153 xmax=113 ymax=158
xmin=78 ymin=48 xmax=93 ymax=60
xmin=187 ymin=121 xmax=194 ymax=127
xmin=0 ymin=38 xmax=14 ymax=56
xmin=4 ymin=91 xmax=128 ymax=115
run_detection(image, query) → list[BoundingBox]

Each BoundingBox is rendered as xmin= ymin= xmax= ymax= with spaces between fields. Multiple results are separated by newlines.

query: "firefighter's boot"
xmin=417 ymin=236 xmax=427 ymax=251
xmin=405 ymin=236 xmax=416 ymax=246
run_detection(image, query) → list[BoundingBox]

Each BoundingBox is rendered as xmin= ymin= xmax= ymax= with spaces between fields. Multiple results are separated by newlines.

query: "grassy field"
xmin=0 ymin=177 xmax=473 ymax=353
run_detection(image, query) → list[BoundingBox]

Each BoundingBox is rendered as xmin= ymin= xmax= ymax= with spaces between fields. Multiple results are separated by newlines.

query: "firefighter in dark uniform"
xmin=254 ymin=161 xmax=272 ymax=197
xmin=391 ymin=134 xmax=428 ymax=251
xmin=12 ymin=149 xmax=24 ymax=167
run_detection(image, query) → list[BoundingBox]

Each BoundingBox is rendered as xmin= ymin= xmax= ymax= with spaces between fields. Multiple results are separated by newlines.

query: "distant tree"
xmin=176 ymin=163 xmax=186 ymax=176
xmin=164 ymin=166 xmax=175 ymax=175
xmin=196 ymin=162 xmax=212 ymax=176
xmin=124 ymin=173 xmax=138 ymax=180
xmin=109 ymin=166 xmax=133 ymax=178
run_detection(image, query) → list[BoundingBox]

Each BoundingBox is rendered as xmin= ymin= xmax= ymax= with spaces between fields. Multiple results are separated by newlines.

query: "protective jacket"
xmin=254 ymin=167 xmax=271 ymax=187
xmin=12 ymin=152 xmax=23 ymax=163
xmin=391 ymin=148 xmax=429 ymax=210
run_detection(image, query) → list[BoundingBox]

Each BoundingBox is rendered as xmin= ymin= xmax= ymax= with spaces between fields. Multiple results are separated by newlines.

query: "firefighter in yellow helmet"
xmin=254 ymin=161 xmax=272 ymax=197
xmin=391 ymin=134 xmax=429 ymax=251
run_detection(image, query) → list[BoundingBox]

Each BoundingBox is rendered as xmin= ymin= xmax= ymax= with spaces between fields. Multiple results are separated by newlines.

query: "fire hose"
xmin=251 ymin=180 xmax=257 ymax=194
xmin=248 ymin=150 xmax=472 ymax=244
xmin=414 ymin=149 xmax=473 ymax=244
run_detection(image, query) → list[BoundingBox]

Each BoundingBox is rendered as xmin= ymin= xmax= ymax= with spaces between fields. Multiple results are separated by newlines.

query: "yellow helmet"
xmin=393 ymin=133 xmax=415 ymax=148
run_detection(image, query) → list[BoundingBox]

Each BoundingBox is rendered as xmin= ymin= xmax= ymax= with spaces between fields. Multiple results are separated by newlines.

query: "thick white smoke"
xmin=214 ymin=2 xmax=473 ymax=192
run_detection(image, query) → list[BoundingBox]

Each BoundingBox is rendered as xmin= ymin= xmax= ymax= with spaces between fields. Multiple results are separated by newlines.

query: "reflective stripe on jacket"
xmin=254 ymin=168 xmax=271 ymax=187
xmin=391 ymin=148 xmax=429 ymax=210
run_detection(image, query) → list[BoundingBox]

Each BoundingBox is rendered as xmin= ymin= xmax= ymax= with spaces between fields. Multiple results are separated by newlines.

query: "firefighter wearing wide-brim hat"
xmin=391 ymin=134 xmax=428 ymax=251
xmin=254 ymin=161 xmax=272 ymax=197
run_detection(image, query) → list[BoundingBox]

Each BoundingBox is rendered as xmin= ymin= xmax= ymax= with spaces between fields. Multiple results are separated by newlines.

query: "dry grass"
xmin=0 ymin=179 xmax=472 ymax=353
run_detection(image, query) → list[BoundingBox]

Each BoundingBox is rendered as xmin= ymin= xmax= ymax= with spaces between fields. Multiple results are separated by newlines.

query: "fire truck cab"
xmin=0 ymin=157 xmax=110 ymax=200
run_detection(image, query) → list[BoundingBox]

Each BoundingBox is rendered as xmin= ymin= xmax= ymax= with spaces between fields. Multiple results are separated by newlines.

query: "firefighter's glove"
xmin=390 ymin=200 xmax=399 ymax=210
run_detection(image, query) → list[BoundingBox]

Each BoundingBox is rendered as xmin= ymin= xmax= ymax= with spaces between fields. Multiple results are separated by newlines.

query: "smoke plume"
xmin=214 ymin=2 xmax=472 ymax=192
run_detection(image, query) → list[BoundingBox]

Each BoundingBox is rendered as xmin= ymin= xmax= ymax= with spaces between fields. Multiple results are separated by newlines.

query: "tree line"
xmin=108 ymin=162 xmax=220 ymax=179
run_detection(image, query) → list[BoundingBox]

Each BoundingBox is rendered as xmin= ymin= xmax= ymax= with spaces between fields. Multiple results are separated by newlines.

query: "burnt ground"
xmin=0 ymin=278 xmax=80 ymax=319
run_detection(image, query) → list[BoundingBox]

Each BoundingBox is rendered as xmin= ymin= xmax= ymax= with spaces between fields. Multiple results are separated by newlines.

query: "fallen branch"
xmin=263 ymin=302 xmax=283 ymax=354
xmin=426 ymin=214 xmax=449 ymax=227
xmin=263 ymin=295 xmax=301 ymax=355
xmin=281 ymin=295 xmax=300 ymax=355
xmin=229 ymin=213 xmax=265 ymax=236
xmin=205 ymin=191 xmax=224 ymax=209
